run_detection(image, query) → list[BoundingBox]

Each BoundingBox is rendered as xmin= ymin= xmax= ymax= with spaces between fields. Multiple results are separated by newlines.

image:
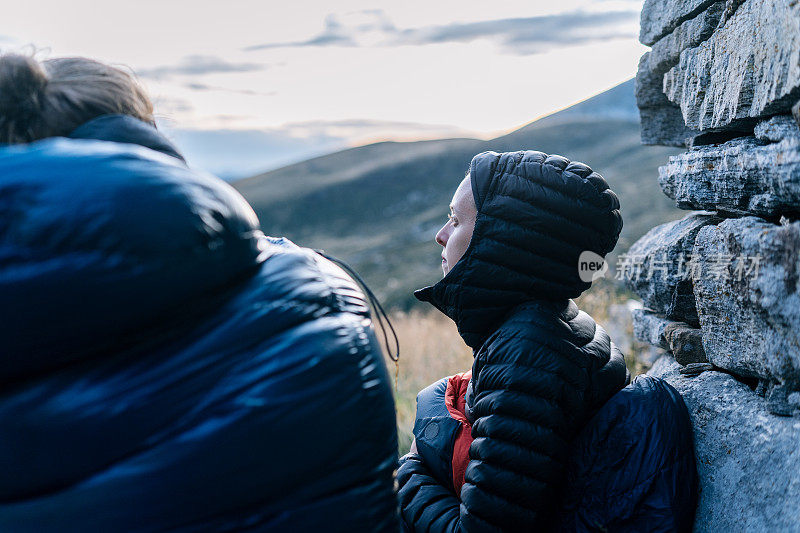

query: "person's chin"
xmin=441 ymin=261 xmax=448 ymax=276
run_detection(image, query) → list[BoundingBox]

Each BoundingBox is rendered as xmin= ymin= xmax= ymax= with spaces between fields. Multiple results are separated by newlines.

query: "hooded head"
xmin=415 ymin=150 xmax=622 ymax=349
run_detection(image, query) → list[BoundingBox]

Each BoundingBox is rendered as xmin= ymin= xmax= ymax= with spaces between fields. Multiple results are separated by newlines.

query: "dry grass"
xmin=386 ymin=309 xmax=473 ymax=454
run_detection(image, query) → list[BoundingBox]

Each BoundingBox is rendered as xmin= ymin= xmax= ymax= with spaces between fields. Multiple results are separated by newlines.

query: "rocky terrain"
xmin=631 ymin=0 xmax=800 ymax=529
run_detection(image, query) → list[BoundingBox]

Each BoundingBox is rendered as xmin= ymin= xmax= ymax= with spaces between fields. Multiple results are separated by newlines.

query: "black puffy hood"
xmin=415 ymin=150 xmax=622 ymax=349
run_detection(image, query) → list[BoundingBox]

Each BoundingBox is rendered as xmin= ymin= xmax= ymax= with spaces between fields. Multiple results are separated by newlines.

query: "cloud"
xmin=393 ymin=11 xmax=638 ymax=50
xmin=152 ymin=95 xmax=194 ymax=115
xmin=183 ymin=82 xmax=276 ymax=96
xmin=278 ymin=118 xmax=475 ymax=140
xmin=138 ymin=55 xmax=266 ymax=79
xmin=244 ymin=9 xmax=638 ymax=55
xmin=244 ymin=14 xmax=356 ymax=51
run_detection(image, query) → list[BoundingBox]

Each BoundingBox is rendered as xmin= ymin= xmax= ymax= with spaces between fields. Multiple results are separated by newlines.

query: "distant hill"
xmin=234 ymin=79 xmax=683 ymax=307
xmin=537 ymin=78 xmax=641 ymax=123
xmin=163 ymin=127 xmax=344 ymax=181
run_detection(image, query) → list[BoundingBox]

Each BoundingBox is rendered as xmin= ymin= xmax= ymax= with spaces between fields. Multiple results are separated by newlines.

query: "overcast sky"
xmin=3 ymin=0 xmax=646 ymax=175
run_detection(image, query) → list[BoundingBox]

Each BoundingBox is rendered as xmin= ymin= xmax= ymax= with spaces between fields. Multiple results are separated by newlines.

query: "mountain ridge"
xmin=234 ymin=79 xmax=683 ymax=307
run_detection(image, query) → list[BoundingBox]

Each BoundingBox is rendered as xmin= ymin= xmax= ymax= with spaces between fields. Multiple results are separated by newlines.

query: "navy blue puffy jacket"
xmin=0 ymin=116 xmax=399 ymax=532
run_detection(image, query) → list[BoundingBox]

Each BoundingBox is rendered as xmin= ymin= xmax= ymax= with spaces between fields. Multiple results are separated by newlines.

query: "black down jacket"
xmin=0 ymin=115 xmax=399 ymax=532
xmin=398 ymin=151 xmax=696 ymax=532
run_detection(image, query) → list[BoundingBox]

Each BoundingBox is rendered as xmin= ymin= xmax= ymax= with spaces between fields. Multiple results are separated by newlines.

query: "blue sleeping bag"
xmin=555 ymin=374 xmax=698 ymax=532
xmin=0 ymin=116 xmax=399 ymax=532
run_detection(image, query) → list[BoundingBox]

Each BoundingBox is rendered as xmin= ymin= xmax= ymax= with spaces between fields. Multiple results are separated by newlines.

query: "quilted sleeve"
xmin=460 ymin=333 xmax=587 ymax=532
xmin=397 ymin=453 xmax=462 ymax=533
xmin=397 ymin=453 xmax=504 ymax=533
xmin=398 ymin=331 xmax=587 ymax=532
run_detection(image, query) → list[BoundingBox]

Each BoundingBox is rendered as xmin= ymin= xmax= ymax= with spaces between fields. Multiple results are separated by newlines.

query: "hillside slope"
xmin=234 ymin=80 xmax=683 ymax=307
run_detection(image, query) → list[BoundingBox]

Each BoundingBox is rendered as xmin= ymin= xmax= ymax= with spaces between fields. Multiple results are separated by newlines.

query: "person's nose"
xmin=435 ymin=223 xmax=448 ymax=247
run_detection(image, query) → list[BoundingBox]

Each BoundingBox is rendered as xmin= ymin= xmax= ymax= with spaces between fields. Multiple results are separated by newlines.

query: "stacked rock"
xmin=629 ymin=0 xmax=800 ymax=529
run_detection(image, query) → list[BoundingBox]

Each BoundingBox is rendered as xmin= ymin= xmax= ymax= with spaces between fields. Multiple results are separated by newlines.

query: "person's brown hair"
xmin=0 ymin=54 xmax=154 ymax=144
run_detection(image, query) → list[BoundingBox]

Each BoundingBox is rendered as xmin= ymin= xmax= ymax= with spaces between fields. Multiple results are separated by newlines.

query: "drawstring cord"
xmin=314 ymin=249 xmax=400 ymax=389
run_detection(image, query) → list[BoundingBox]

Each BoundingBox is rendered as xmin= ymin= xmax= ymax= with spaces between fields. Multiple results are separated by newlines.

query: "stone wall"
xmin=630 ymin=0 xmax=800 ymax=529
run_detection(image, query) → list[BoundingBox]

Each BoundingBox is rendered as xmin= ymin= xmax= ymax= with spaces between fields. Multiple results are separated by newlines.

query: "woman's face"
xmin=435 ymin=175 xmax=477 ymax=276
